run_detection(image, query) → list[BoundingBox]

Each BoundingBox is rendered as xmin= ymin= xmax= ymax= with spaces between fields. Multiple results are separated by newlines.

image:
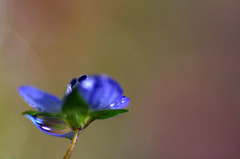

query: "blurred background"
xmin=0 ymin=0 xmax=240 ymax=159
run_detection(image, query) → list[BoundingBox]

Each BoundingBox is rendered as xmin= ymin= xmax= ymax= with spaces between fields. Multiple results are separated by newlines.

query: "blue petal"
xmin=108 ymin=96 xmax=130 ymax=109
xmin=77 ymin=74 xmax=124 ymax=110
xmin=26 ymin=115 xmax=74 ymax=139
xmin=19 ymin=86 xmax=62 ymax=113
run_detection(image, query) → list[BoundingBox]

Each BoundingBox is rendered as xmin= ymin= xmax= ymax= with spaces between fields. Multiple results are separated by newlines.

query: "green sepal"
xmin=22 ymin=110 xmax=41 ymax=116
xmin=62 ymin=87 xmax=90 ymax=129
xmin=22 ymin=111 xmax=61 ymax=117
xmin=90 ymin=109 xmax=129 ymax=121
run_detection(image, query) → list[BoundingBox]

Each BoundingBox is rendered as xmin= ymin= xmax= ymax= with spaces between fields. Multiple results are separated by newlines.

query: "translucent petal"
xmin=77 ymin=74 xmax=123 ymax=110
xmin=19 ymin=86 xmax=62 ymax=113
xmin=26 ymin=115 xmax=74 ymax=139
xmin=108 ymin=96 xmax=130 ymax=109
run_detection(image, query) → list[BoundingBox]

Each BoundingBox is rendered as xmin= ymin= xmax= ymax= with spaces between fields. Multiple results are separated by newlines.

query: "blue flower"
xmin=77 ymin=74 xmax=130 ymax=110
xmin=19 ymin=74 xmax=130 ymax=139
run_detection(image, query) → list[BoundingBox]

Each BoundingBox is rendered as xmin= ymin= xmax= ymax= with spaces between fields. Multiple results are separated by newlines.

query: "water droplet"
xmin=41 ymin=126 xmax=51 ymax=131
xmin=110 ymin=103 xmax=115 ymax=107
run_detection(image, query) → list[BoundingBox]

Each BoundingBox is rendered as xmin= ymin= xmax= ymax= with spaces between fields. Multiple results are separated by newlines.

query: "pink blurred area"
xmin=0 ymin=0 xmax=240 ymax=159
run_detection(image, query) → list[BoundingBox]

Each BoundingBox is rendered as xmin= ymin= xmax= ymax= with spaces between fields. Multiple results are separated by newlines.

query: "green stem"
xmin=64 ymin=129 xmax=80 ymax=159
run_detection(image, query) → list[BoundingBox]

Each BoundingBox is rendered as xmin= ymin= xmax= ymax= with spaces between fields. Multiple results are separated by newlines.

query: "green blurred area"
xmin=1 ymin=0 xmax=240 ymax=159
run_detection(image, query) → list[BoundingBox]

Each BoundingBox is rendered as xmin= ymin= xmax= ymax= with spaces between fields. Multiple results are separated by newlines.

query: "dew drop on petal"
xmin=41 ymin=126 xmax=52 ymax=131
xmin=110 ymin=103 xmax=116 ymax=107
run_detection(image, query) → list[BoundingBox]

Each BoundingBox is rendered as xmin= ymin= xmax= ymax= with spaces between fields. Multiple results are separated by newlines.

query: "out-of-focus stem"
xmin=63 ymin=129 xmax=80 ymax=159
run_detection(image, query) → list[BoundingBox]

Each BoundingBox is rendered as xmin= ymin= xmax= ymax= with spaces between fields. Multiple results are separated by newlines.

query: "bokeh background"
xmin=0 ymin=0 xmax=240 ymax=159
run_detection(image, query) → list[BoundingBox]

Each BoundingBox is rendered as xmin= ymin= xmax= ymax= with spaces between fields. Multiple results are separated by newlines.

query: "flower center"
xmin=66 ymin=75 xmax=88 ymax=94
xmin=78 ymin=75 xmax=87 ymax=82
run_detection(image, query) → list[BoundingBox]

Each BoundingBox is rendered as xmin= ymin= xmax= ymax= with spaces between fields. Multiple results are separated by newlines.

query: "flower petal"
xmin=26 ymin=115 xmax=74 ymax=139
xmin=19 ymin=86 xmax=62 ymax=113
xmin=108 ymin=96 xmax=130 ymax=109
xmin=77 ymin=74 xmax=123 ymax=110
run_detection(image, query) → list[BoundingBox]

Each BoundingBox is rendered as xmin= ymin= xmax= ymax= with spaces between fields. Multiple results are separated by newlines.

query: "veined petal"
xmin=19 ymin=86 xmax=62 ymax=113
xmin=77 ymin=74 xmax=123 ymax=110
xmin=26 ymin=115 xmax=74 ymax=139
xmin=108 ymin=96 xmax=130 ymax=109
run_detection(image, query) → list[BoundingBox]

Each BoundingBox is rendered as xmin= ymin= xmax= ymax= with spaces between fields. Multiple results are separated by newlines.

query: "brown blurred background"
xmin=1 ymin=0 xmax=240 ymax=159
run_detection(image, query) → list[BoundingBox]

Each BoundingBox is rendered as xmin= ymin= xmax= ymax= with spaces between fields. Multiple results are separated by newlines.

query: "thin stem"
xmin=64 ymin=129 xmax=80 ymax=159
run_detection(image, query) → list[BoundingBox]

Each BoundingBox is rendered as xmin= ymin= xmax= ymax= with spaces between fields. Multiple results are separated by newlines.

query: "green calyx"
xmin=23 ymin=87 xmax=129 ymax=134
